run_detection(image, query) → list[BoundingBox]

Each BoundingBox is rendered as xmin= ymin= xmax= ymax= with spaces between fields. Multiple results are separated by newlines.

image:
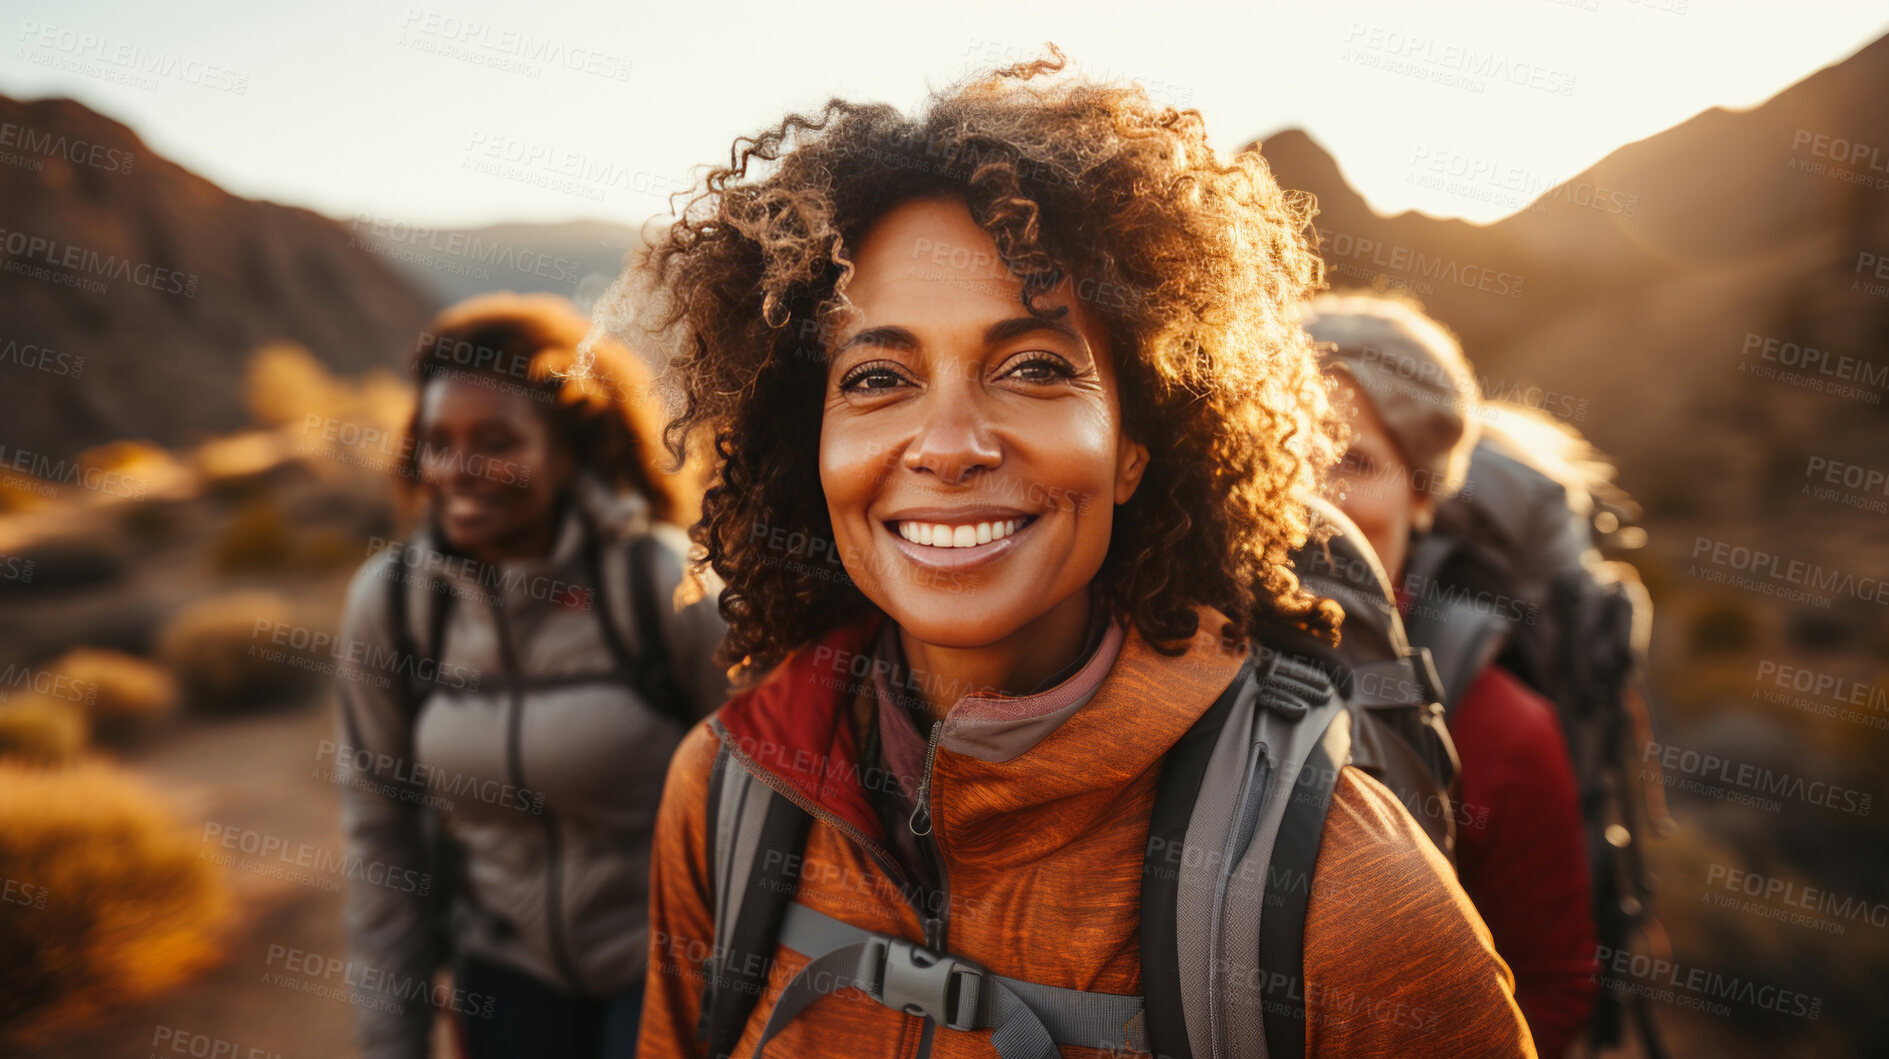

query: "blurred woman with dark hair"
xmin=623 ymin=53 xmax=1535 ymax=1058
xmin=333 ymin=292 xmax=729 ymax=1059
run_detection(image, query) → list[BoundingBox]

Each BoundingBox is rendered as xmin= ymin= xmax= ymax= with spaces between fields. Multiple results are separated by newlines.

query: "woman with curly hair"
xmin=625 ymin=54 xmax=1534 ymax=1058
xmin=333 ymin=293 xmax=729 ymax=1059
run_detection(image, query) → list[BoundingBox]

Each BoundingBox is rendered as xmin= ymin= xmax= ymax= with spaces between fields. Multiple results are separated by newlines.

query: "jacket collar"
xmin=710 ymin=605 xmax=1248 ymax=853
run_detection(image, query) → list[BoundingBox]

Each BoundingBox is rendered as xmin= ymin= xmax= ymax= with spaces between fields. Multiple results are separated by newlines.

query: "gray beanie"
xmin=1302 ymin=292 xmax=1481 ymax=496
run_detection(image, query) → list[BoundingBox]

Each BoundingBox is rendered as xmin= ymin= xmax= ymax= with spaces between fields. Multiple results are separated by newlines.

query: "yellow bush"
xmin=44 ymin=648 xmax=179 ymax=746
xmin=156 ymin=591 xmax=324 ymax=713
xmin=210 ymin=496 xmax=294 ymax=574
xmin=0 ymin=696 xmax=87 ymax=765
xmin=0 ymin=761 xmax=228 ymax=1048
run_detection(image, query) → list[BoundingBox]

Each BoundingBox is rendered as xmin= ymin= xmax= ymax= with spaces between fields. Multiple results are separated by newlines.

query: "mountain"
xmin=342 ymin=217 xmax=646 ymax=307
xmin=0 ymin=95 xmax=437 ymax=461
xmin=1250 ymin=32 xmax=1889 ymax=539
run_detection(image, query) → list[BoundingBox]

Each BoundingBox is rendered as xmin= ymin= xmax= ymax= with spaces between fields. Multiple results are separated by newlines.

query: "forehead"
xmin=419 ymin=374 xmax=545 ymax=424
xmin=1330 ymin=374 xmax=1396 ymax=450
xmin=846 ymin=197 xmax=1025 ymax=314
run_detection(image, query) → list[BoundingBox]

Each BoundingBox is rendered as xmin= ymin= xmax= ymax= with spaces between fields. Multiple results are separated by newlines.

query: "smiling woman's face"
xmin=819 ymin=197 xmax=1149 ymax=650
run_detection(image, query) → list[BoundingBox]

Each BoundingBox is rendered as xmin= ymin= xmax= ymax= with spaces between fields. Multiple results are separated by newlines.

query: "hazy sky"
xmin=4 ymin=0 xmax=1886 ymax=229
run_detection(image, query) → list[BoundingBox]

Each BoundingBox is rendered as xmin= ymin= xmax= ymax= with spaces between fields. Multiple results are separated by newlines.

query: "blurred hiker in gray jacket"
xmin=332 ymin=293 xmax=729 ymax=1059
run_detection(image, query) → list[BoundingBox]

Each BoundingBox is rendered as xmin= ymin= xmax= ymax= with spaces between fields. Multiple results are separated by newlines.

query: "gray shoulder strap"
xmin=765 ymin=901 xmax=1146 ymax=1059
xmin=1173 ymin=651 xmax=1348 ymax=1059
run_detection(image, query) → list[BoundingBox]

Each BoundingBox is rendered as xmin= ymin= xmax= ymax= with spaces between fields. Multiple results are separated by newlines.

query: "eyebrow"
xmin=837 ymin=315 xmax=1084 ymax=355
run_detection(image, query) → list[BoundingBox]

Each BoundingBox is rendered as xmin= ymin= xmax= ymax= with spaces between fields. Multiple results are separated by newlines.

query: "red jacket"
xmin=1451 ymin=664 xmax=1599 ymax=1057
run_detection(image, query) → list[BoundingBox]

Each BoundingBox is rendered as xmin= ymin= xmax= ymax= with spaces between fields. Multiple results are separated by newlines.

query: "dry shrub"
xmin=45 ymin=648 xmax=179 ymax=746
xmin=210 ymin=496 xmax=294 ymax=574
xmin=0 ymin=695 xmax=87 ymax=765
xmin=156 ymin=592 xmax=323 ymax=713
xmin=0 ymin=760 xmax=227 ymax=1048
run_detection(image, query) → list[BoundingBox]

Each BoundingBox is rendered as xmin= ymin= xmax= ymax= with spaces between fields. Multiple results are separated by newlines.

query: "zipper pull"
xmin=908 ymin=720 xmax=943 ymax=837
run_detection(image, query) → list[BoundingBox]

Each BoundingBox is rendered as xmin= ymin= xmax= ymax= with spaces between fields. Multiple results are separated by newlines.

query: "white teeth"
xmin=895 ymin=518 xmax=1024 ymax=547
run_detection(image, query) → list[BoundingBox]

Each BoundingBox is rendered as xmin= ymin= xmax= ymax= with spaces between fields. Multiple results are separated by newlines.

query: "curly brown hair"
xmin=397 ymin=292 xmax=696 ymax=526
xmin=611 ymin=51 xmax=1340 ymax=676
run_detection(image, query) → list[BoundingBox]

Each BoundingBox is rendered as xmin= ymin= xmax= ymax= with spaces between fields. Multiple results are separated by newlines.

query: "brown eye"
xmin=1000 ymin=351 xmax=1076 ymax=383
xmin=839 ymin=361 xmax=913 ymax=392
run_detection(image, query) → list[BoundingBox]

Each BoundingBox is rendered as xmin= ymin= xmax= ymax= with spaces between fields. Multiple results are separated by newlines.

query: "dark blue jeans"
xmin=457 ymin=956 xmax=644 ymax=1059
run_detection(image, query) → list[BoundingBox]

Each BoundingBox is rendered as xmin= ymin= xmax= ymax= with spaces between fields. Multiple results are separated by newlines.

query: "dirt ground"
xmin=16 ymin=702 xmax=1781 ymax=1059
xmin=20 ymin=702 xmax=457 ymax=1059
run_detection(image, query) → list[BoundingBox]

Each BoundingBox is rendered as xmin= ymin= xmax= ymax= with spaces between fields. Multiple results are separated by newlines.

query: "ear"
xmin=1410 ymin=493 xmax=1438 ymax=535
xmin=1114 ymin=436 xmax=1150 ymax=505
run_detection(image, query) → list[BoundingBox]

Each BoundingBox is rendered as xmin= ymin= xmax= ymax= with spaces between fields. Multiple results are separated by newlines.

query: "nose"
xmin=901 ymin=385 xmax=1001 ymax=485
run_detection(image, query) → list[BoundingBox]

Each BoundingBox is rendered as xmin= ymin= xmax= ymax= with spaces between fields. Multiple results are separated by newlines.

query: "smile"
xmin=892 ymin=517 xmax=1031 ymax=548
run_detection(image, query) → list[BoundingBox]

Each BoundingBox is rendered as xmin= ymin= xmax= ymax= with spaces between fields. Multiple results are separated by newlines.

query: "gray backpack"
xmin=694 ymin=641 xmax=1352 ymax=1059
xmin=1290 ymin=498 xmax=1461 ymax=862
xmin=1398 ymin=425 xmax=1666 ymax=1058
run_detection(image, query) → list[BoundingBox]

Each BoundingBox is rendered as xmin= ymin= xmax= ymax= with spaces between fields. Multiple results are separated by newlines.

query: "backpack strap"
xmin=698 ymin=743 xmax=811 ymax=1059
xmin=758 ymin=901 xmax=1146 ymax=1059
xmin=702 ymin=647 xmax=1346 ymax=1059
xmin=1145 ymin=646 xmax=1349 ymax=1059
xmin=581 ymin=511 xmax=697 ymax=731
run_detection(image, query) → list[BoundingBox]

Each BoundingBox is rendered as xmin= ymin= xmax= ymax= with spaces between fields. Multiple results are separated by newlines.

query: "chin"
xmin=878 ymin=589 xmax=1043 ymax=651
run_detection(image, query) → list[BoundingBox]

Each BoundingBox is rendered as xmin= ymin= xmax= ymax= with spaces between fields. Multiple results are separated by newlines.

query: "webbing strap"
xmin=754 ymin=901 xmax=1146 ymax=1058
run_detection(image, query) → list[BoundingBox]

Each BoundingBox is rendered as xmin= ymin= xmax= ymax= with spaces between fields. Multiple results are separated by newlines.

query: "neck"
xmin=898 ymin=586 xmax=1097 ymax=724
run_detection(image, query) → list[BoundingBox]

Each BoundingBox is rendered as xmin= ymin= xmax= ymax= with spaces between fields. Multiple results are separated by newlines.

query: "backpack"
xmin=1396 ymin=413 xmax=1667 ymax=1058
xmin=380 ymin=509 xmax=695 ymax=731
xmin=338 ymin=508 xmax=697 ymax=962
xmin=1289 ymin=497 xmax=1461 ymax=862
xmin=693 ymin=631 xmax=1363 ymax=1059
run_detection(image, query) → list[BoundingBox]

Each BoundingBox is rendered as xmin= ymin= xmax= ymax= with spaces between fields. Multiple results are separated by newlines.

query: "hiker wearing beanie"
xmin=1304 ymin=291 xmax=1599 ymax=1057
xmin=621 ymin=53 xmax=1535 ymax=1059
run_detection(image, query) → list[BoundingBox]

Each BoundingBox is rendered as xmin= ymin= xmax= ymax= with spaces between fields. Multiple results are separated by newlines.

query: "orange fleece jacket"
xmin=640 ymin=608 xmax=1535 ymax=1058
